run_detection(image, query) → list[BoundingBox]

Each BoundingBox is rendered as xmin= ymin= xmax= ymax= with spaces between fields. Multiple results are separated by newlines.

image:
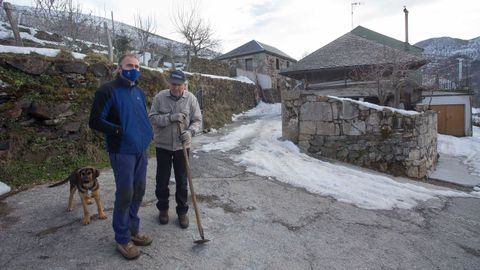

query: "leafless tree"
xmin=33 ymin=0 xmax=93 ymax=49
xmin=350 ymin=47 xmax=419 ymax=108
xmin=133 ymin=12 xmax=157 ymax=56
xmin=171 ymin=0 xmax=220 ymax=61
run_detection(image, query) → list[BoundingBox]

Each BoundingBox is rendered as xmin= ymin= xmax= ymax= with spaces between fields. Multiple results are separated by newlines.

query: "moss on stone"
xmin=381 ymin=127 xmax=393 ymax=140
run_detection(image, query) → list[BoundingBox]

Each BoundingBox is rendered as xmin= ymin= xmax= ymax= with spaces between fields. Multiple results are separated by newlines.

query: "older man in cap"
xmin=148 ymin=70 xmax=202 ymax=229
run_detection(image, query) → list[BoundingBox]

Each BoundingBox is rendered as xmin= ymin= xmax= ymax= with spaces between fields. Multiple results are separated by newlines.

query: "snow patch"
xmin=328 ymin=96 xmax=419 ymax=116
xmin=198 ymin=103 xmax=478 ymax=210
xmin=437 ymin=126 xmax=480 ymax=176
xmin=232 ymin=102 xmax=280 ymax=121
xmin=0 ymin=181 xmax=11 ymax=196
xmin=185 ymin=71 xmax=257 ymax=84
xmin=0 ymin=45 xmax=86 ymax=59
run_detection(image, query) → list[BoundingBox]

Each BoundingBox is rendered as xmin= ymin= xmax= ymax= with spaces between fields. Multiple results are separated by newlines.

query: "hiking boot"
xmin=178 ymin=214 xmax=189 ymax=229
xmin=116 ymin=241 xmax=140 ymax=260
xmin=131 ymin=233 xmax=153 ymax=246
xmin=159 ymin=210 xmax=169 ymax=225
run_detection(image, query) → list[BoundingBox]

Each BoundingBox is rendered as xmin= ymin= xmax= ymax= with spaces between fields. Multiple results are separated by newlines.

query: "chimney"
xmin=457 ymin=58 xmax=464 ymax=88
xmin=403 ymin=6 xmax=409 ymax=44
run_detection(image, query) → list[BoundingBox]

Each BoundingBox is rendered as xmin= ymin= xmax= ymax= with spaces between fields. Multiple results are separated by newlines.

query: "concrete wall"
xmin=222 ymin=53 xmax=295 ymax=103
xmin=236 ymin=69 xmax=272 ymax=89
xmin=282 ymin=90 xmax=438 ymax=179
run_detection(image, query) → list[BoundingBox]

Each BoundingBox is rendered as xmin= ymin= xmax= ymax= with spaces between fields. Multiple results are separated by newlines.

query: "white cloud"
xmin=13 ymin=0 xmax=480 ymax=59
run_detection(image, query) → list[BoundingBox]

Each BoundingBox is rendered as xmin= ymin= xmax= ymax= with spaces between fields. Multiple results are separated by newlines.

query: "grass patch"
xmin=1 ymin=151 xmax=110 ymax=188
xmin=1 ymin=142 xmax=157 ymax=189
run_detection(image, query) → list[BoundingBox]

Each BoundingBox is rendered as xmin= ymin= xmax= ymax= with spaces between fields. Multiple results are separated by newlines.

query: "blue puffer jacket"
xmin=89 ymin=76 xmax=153 ymax=154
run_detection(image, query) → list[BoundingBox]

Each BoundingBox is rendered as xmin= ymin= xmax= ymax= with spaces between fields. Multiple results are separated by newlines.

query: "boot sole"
xmin=117 ymin=249 xmax=140 ymax=260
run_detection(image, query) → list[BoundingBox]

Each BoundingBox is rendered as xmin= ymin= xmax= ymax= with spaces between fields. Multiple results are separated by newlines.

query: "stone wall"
xmin=282 ymin=90 xmax=438 ymax=179
xmin=189 ymin=57 xmax=230 ymax=77
xmin=0 ymin=53 xmax=256 ymax=173
xmin=186 ymin=74 xmax=257 ymax=129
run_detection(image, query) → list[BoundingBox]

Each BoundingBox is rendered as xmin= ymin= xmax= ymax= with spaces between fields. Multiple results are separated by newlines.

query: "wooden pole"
xmin=3 ymin=2 xmax=23 ymax=46
xmin=110 ymin=11 xmax=115 ymax=36
xmin=104 ymin=22 xmax=113 ymax=62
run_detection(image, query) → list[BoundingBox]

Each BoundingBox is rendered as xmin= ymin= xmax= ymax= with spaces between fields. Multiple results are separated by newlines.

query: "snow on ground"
xmin=437 ymin=126 xmax=480 ymax=176
xmin=0 ymin=45 xmax=86 ymax=59
xmin=0 ymin=181 xmax=10 ymax=196
xmin=199 ymin=103 xmax=478 ymax=210
xmin=232 ymin=102 xmax=279 ymax=121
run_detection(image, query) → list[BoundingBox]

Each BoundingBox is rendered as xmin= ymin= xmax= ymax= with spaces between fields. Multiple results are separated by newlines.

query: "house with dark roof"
xmin=281 ymin=26 xmax=472 ymax=136
xmin=280 ymin=26 xmax=427 ymax=108
xmin=217 ymin=40 xmax=297 ymax=103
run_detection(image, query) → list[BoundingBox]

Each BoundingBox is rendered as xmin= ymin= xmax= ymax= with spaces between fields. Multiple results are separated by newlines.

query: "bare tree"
xmin=171 ymin=0 xmax=220 ymax=62
xmin=33 ymin=0 xmax=93 ymax=49
xmin=350 ymin=47 xmax=420 ymax=108
xmin=133 ymin=12 xmax=157 ymax=57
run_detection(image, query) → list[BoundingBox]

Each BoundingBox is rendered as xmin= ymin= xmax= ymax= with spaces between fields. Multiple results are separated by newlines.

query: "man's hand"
xmin=179 ymin=130 xmax=192 ymax=145
xmin=169 ymin=113 xmax=186 ymax=123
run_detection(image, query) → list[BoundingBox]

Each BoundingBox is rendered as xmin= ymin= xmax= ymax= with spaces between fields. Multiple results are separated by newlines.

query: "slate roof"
xmin=280 ymin=26 xmax=426 ymax=76
xmin=217 ymin=40 xmax=296 ymax=62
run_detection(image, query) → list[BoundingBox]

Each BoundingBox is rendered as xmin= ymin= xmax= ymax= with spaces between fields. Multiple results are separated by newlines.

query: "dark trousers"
xmin=109 ymin=152 xmax=147 ymax=245
xmin=155 ymin=147 xmax=189 ymax=215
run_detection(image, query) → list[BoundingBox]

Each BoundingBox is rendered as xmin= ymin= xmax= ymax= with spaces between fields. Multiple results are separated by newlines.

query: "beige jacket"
xmin=149 ymin=89 xmax=202 ymax=151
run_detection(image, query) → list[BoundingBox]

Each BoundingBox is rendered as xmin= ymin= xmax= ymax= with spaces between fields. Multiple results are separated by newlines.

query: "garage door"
xmin=430 ymin=104 xmax=465 ymax=136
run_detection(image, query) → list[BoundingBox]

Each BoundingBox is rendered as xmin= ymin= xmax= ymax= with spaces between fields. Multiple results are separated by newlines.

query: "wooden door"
xmin=430 ymin=104 xmax=465 ymax=136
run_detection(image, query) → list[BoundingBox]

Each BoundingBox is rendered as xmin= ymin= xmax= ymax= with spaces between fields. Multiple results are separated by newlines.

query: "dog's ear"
xmin=94 ymin=168 xmax=100 ymax=178
xmin=75 ymin=168 xmax=82 ymax=182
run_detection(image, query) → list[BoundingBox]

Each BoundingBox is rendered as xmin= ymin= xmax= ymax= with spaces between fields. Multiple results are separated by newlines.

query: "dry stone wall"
xmin=187 ymin=74 xmax=257 ymax=129
xmin=282 ymin=90 xmax=438 ymax=179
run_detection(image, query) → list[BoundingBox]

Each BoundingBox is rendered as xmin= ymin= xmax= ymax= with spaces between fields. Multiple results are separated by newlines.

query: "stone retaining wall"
xmin=282 ymin=90 xmax=438 ymax=179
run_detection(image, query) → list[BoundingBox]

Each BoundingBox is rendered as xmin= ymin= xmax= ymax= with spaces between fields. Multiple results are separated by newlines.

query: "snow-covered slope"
xmin=415 ymin=35 xmax=480 ymax=101
xmin=416 ymin=36 xmax=480 ymax=60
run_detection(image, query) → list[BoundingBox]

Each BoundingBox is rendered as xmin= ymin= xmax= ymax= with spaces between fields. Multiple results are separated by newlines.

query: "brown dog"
xmin=49 ymin=167 xmax=107 ymax=225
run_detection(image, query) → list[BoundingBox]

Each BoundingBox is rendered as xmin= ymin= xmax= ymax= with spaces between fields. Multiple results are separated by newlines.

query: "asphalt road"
xmin=1 ymin=116 xmax=479 ymax=270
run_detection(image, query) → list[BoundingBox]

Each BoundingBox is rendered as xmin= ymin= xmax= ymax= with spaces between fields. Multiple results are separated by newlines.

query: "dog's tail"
xmin=48 ymin=176 xmax=70 ymax=188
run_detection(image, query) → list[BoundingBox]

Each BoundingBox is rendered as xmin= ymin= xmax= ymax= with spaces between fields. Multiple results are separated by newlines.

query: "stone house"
xmin=280 ymin=25 xmax=472 ymax=137
xmin=279 ymin=26 xmax=441 ymax=178
xmin=217 ymin=40 xmax=297 ymax=103
xmin=280 ymin=26 xmax=427 ymax=109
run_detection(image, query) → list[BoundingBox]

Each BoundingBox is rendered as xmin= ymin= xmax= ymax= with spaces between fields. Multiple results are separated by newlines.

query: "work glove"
xmin=179 ymin=130 xmax=192 ymax=145
xmin=169 ymin=113 xmax=186 ymax=123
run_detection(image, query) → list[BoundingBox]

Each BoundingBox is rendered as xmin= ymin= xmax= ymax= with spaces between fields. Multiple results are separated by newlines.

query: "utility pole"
xmin=351 ymin=1 xmax=363 ymax=29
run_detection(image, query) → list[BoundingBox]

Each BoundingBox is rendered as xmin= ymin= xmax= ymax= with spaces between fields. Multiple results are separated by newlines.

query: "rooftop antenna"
xmin=351 ymin=1 xmax=363 ymax=29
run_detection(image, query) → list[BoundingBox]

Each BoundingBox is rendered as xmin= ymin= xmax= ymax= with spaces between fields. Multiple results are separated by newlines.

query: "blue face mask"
xmin=121 ymin=68 xmax=140 ymax=82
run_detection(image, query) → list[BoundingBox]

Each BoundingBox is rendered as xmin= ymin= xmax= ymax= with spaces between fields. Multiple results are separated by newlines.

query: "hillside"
xmin=2 ymin=4 xmax=218 ymax=65
xmin=415 ymin=35 xmax=480 ymax=105
xmin=416 ymin=36 xmax=480 ymax=60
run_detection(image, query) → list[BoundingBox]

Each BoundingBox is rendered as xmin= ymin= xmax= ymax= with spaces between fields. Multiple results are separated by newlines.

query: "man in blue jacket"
xmin=89 ymin=53 xmax=153 ymax=260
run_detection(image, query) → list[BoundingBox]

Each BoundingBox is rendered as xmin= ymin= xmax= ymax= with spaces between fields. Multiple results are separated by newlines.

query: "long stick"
xmin=178 ymin=123 xmax=205 ymax=240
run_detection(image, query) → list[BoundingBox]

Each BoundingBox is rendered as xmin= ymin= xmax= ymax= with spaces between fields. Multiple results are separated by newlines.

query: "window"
xmin=287 ymin=61 xmax=290 ymax=68
xmin=245 ymin=58 xmax=253 ymax=71
xmin=276 ymin=58 xmax=280 ymax=70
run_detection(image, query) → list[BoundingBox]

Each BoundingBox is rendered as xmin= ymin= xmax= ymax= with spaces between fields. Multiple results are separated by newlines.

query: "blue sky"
xmin=14 ymin=0 xmax=480 ymax=60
